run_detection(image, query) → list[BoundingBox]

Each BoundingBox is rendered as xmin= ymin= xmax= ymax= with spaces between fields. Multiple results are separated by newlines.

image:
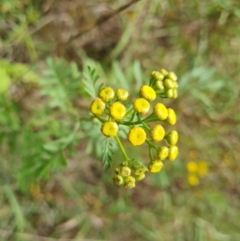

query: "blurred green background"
xmin=1 ymin=0 xmax=240 ymax=240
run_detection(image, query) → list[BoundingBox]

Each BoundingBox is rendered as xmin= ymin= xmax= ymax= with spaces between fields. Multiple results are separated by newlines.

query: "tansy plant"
xmin=90 ymin=68 xmax=179 ymax=189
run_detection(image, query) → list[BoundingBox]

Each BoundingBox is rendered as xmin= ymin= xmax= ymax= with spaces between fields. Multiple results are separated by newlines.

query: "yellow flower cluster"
xmin=187 ymin=161 xmax=208 ymax=186
xmin=113 ymin=164 xmax=147 ymax=188
xmin=89 ymin=68 xmax=179 ymax=188
xmin=151 ymin=69 xmax=179 ymax=99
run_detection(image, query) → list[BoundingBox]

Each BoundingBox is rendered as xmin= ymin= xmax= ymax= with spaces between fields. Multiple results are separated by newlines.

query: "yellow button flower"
xmin=165 ymin=130 xmax=179 ymax=145
xmin=167 ymin=71 xmax=178 ymax=81
xmin=120 ymin=166 xmax=131 ymax=177
xmin=159 ymin=68 xmax=168 ymax=76
xmin=154 ymin=103 xmax=168 ymax=120
xmin=148 ymin=160 xmax=163 ymax=173
xmin=166 ymin=89 xmax=174 ymax=98
xmin=101 ymin=121 xmax=118 ymax=137
xmin=167 ymin=146 xmax=178 ymax=161
xmin=90 ymin=98 xmax=106 ymax=116
xmin=158 ymin=146 xmax=169 ymax=160
xmin=155 ymin=80 xmax=164 ymax=90
xmin=165 ymin=108 xmax=177 ymax=125
xmin=133 ymin=98 xmax=150 ymax=115
xmin=116 ymin=88 xmax=129 ymax=101
xmin=188 ymin=175 xmax=199 ymax=186
xmin=172 ymin=89 xmax=178 ymax=99
xmin=98 ymin=87 xmax=115 ymax=102
xmin=151 ymin=71 xmax=164 ymax=82
xmin=135 ymin=173 xmax=145 ymax=181
xmin=198 ymin=161 xmax=208 ymax=177
xmin=109 ymin=102 xmax=126 ymax=120
xmin=113 ymin=174 xmax=124 ymax=185
xmin=140 ymin=85 xmax=156 ymax=102
xmin=187 ymin=161 xmax=198 ymax=173
xmin=151 ymin=125 xmax=165 ymax=142
xmin=128 ymin=127 xmax=146 ymax=146
xmin=164 ymin=78 xmax=175 ymax=89
xmin=124 ymin=176 xmax=136 ymax=189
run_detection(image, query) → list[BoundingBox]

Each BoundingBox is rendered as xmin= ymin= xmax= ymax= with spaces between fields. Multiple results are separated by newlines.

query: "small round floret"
xmin=140 ymin=85 xmax=156 ymax=102
xmin=120 ymin=166 xmax=131 ymax=177
xmin=158 ymin=146 xmax=169 ymax=160
xmin=164 ymin=78 xmax=175 ymax=89
xmin=101 ymin=121 xmax=118 ymax=137
xmin=159 ymin=68 xmax=168 ymax=76
xmin=128 ymin=127 xmax=146 ymax=146
xmin=151 ymin=125 xmax=165 ymax=142
xmin=167 ymin=146 xmax=178 ymax=161
xmin=187 ymin=161 xmax=198 ymax=173
xmin=109 ymin=102 xmax=126 ymax=120
xmin=155 ymin=80 xmax=164 ymax=90
xmin=165 ymin=108 xmax=177 ymax=125
xmin=148 ymin=161 xmax=163 ymax=173
xmin=167 ymin=71 xmax=178 ymax=81
xmin=165 ymin=130 xmax=179 ymax=145
xmin=172 ymin=89 xmax=178 ymax=99
xmin=124 ymin=176 xmax=136 ymax=189
xmin=154 ymin=103 xmax=168 ymax=120
xmin=135 ymin=173 xmax=145 ymax=181
xmin=90 ymin=98 xmax=106 ymax=116
xmin=151 ymin=71 xmax=164 ymax=83
xmin=133 ymin=98 xmax=150 ymax=115
xmin=188 ymin=175 xmax=199 ymax=186
xmin=98 ymin=87 xmax=115 ymax=102
xmin=113 ymin=174 xmax=124 ymax=185
xmin=116 ymin=88 xmax=129 ymax=101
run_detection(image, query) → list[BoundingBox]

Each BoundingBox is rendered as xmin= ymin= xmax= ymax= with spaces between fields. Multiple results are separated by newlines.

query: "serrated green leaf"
xmin=101 ymin=138 xmax=115 ymax=170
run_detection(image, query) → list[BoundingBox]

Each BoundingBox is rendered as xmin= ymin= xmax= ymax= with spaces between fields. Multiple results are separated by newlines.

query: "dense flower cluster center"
xmin=89 ymin=68 xmax=179 ymax=189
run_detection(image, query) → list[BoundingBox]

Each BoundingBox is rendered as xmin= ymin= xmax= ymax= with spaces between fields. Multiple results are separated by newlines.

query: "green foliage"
xmin=40 ymin=57 xmax=81 ymax=112
xmin=101 ymin=138 xmax=115 ymax=169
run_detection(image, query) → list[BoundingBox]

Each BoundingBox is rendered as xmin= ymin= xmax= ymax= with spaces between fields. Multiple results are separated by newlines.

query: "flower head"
xmin=128 ymin=127 xmax=146 ymax=146
xmin=165 ymin=108 xmax=177 ymax=125
xmin=124 ymin=176 xmax=136 ymax=188
xmin=187 ymin=161 xmax=198 ymax=173
xmin=167 ymin=71 xmax=178 ymax=81
xmin=98 ymin=87 xmax=115 ymax=102
xmin=148 ymin=160 xmax=163 ymax=173
xmin=90 ymin=98 xmax=106 ymax=116
xmin=159 ymin=68 xmax=168 ymax=76
xmin=158 ymin=146 xmax=169 ymax=160
xmin=120 ymin=166 xmax=131 ymax=177
xmin=140 ymin=85 xmax=156 ymax=102
xmin=165 ymin=130 xmax=179 ymax=145
xmin=113 ymin=174 xmax=124 ymax=185
xmin=154 ymin=103 xmax=168 ymax=120
xmin=101 ymin=121 xmax=118 ymax=137
xmin=133 ymin=98 xmax=150 ymax=115
xmin=198 ymin=161 xmax=208 ymax=176
xmin=116 ymin=88 xmax=129 ymax=101
xmin=151 ymin=125 xmax=165 ymax=142
xmin=164 ymin=78 xmax=175 ymax=89
xmin=167 ymin=146 xmax=178 ymax=161
xmin=188 ymin=175 xmax=199 ymax=186
xmin=151 ymin=71 xmax=164 ymax=83
xmin=110 ymin=102 xmax=126 ymax=120
xmin=135 ymin=173 xmax=145 ymax=181
xmin=155 ymin=80 xmax=164 ymax=90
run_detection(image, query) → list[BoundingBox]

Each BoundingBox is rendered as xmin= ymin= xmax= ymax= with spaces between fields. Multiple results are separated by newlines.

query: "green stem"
xmin=114 ymin=135 xmax=129 ymax=162
xmin=146 ymin=139 xmax=158 ymax=150
xmin=142 ymin=122 xmax=151 ymax=131
xmin=125 ymin=107 xmax=134 ymax=117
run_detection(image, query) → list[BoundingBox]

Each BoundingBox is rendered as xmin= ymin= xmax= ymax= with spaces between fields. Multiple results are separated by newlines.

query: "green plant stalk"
xmin=114 ymin=134 xmax=129 ymax=162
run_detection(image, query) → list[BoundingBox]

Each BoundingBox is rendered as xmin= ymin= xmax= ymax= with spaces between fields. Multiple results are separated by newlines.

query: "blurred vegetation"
xmin=0 ymin=0 xmax=240 ymax=240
